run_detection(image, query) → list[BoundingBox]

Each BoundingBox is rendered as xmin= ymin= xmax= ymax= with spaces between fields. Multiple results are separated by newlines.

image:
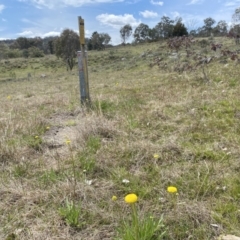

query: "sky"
xmin=0 ymin=0 xmax=240 ymax=44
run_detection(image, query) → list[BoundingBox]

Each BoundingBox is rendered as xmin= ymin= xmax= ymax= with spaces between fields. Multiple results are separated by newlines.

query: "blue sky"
xmin=0 ymin=0 xmax=240 ymax=44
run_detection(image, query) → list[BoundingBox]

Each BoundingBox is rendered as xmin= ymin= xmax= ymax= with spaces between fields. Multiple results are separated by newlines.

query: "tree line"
xmin=120 ymin=17 xmax=234 ymax=44
xmin=0 ymin=31 xmax=111 ymax=59
xmin=0 ymin=7 xmax=239 ymax=71
xmin=119 ymin=8 xmax=240 ymax=44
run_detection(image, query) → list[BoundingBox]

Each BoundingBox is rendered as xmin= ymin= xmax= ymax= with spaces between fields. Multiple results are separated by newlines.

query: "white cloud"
xmin=17 ymin=30 xmax=61 ymax=38
xmin=17 ymin=30 xmax=35 ymax=37
xmin=187 ymin=0 xmax=203 ymax=5
xmin=43 ymin=31 xmax=61 ymax=37
xmin=96 ymin=13 xmax=141 ymax=28
xmin=0 ymin=4 xmax=5 ymax=13
xmin=139 ymin=10 xmax=158 ymax=18
xmin=150 ymin=0 xmax=163 ymax=6
xmin=126 ymin=0 xmax=141 ymax=4
xmin=18 ymin=0 xmax=124 ymax=8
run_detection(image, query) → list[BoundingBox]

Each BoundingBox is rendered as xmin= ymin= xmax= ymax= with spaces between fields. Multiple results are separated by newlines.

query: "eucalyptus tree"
xmin=133 ymin=23 xmax=150 ymax=43
xmin=232 ymin=7 xmax=240 ymax=24
xmin=172 ymin=18 xmax=188 ymax=36
xmin=120 ymin=24 xmax=132 ymax=44
xmin=54 ymin=29 xmax=80 ymax=70
xmin=155 ymin=16 xmax=174 ymax=39
xmin=213 ymin=20 xmax=228 ymax=36
xmin=203 ymin=17 xmax=216 ymax=36
xmin=87 ymin=31 xmax=111 ymax=50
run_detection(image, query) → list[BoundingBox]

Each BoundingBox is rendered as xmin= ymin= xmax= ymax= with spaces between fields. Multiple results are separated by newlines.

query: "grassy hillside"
xmin=0 ymin=37 xmax=240 ymax=240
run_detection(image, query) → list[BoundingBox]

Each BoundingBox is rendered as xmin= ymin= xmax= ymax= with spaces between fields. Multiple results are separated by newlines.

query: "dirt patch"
xmin=43 ymin=125 xmax=79 ymax=149
xmin=42 ymin=110 xmax=118 ymax=155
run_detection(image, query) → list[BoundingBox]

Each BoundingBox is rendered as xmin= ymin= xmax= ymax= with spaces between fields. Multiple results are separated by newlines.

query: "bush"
xmin=7 ymin=49 xmax=21 ymax=58
xmin=28 ymin=47 xmax=44 ymax=58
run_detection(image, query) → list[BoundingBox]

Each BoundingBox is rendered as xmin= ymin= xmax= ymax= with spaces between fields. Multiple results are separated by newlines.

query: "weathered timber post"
xmin=78 ymin=16 xmax=90 ymax=105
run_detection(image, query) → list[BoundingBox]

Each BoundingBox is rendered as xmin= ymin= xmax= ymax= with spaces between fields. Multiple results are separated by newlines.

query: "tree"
xmin=133 ymin=23 xmax=150 ymax=43
xmin=232 ymin=7 xmax=240 ymax=24
xmin=100 ymin=33 xmax=111 ymax=47
xmin=15 ymin=37 xmax=30 ymax=49
xmin=87 ymin=32 xmax=111 ymax=50
xmin=0 ymin=43 xmax=8 ymax=59
xmin=86 ymin=37 xmax=93 ymax=51
xmin=28 ymin=37 xmax=43 ymax=50
xmin=197 ymin=26 xmax=208 ymax=37
xmin=230 ymin=7 xmax=240 ymax=40
xmin=42 ymin=36 xmax=58 ymax=54
xmin=148 ymin=28 xmax=159 ymax=41
xmin=228 ymin=24 xmax=240 ymax=45
xmin=172 ymin=18 xmax=188 ymax=37
xmin=189 ymin=30 xmax=197 ymax=36
xmin=54 ymin=29 xmax=79 ymax=70
xmin=185 ymin=19 xmax=199 ymax=33
xmin=155 ymin=16 xmax=174 ymax=39
xmin=120 ymin=24 xmax=132 ymax=44
xmin=203 ymin=17 xmax=216 ymax=36
xmin=213 ymin=20 xmax=228 ymax=36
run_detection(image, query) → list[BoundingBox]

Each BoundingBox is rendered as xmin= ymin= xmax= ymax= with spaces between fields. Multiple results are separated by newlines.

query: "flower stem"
xmin=131 ymin=203 xmax=139 ymax=240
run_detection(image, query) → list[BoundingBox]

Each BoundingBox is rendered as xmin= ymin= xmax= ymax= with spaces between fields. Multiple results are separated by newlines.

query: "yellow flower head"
xmin=7 ymin=95 xmax=12 ymax=100
xmin=46 ymin=126 xmax=50 ymax=130
xmin=35 ymin=136 xmax=39 ymax=139
xmin=112 ymin=196 xmax=117 ymax=201
xmin=153 ymin=153 xmax=159 ymax=159
xmin=65 ymin=140 xmax=71 ymax=144
xmin=124 ymin=193 xmax=138 ymax=204
xmin=167 ymin=186 xmax=178 ymax=194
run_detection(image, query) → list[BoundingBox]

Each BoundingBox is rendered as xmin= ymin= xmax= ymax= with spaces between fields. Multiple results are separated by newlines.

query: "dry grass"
xmin=1 ymin=38 xmax=240 ymax=239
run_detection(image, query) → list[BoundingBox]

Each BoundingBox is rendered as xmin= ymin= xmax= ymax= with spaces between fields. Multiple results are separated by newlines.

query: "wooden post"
xmin=78 ymin=16 xmax=90 ymax=105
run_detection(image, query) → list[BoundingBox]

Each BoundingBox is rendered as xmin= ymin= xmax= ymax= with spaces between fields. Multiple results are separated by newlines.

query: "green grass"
xmin=0 ymin=37 xmax=240 ymax=239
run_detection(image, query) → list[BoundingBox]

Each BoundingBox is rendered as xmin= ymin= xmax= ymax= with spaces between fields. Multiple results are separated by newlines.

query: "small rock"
xmin=85 ymin=180 xmax=93 ymax=185
xmin=169 ymin=55 xmax=178 ymax=59
xmin=122 ymin=179 xmax=130 ymax=184
xmin=207 ymin=57 xmax=212 ymax=63
xmin=210 ymin=223 xmax=219 ymax=228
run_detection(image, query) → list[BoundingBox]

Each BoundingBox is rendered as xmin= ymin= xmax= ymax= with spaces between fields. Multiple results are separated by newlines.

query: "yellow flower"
xmin=35 ymin=136 xmax=39 ymax=139
xmin=46 ymin=126 xmax=50 ymax=130
xmin=7 ymin=95 xmax=12 ymax=100
xmin=167 ymin=186 xmax=178 ymax=193
xmin=153 ymin=153 xmax=159 ymax=159
xmin=112 ymin=196 xmax=117 ymax=201
xmin=125 ymin=193 xmax=138 ymax=204
xmin=65 ymin=140 xmax=71 ymax=144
